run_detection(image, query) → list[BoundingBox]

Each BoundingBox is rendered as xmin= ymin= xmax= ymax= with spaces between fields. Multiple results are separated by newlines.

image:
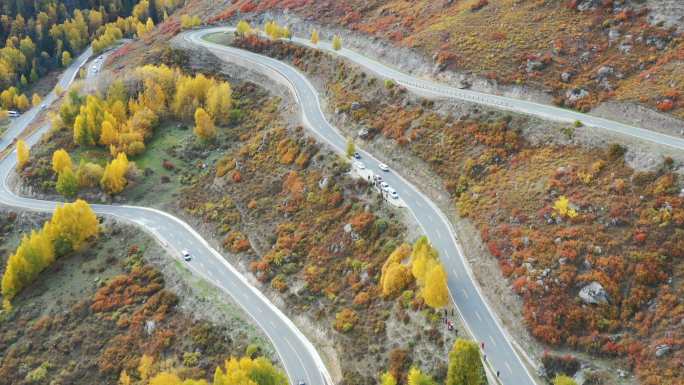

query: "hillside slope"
xmin=210 ymin=0 xmax=684 ymax=123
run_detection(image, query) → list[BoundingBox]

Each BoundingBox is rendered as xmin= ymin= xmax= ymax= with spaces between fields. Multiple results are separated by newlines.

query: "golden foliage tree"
xmin=422 ymin=262 xmax=449 ymax=308
xmin=51 ymin=149 xmax=73 ymax=174
xmin=206 ymin=83 xmax=232 ymax=126
xmin=101 ymin=152 xmax=130 ymax=194
xmin=332 ymin=35 xmax=342 ymax=50
xmin=380 ymin=372 xmax=398 ymax=385
xmin=380 ymin=243 xmax=412 ymax=297
xmin=49 ymin=199 xmax=99 ymax=252
xmin=310 ymin=29 xmax=319 ymax=45
xmin=193 ymin=107 xmax=216 ymax=140
xmin=553 ymin=195 xmax=577 ymax=218
xmin=31 ymin=93 xmax=42 ymax=107
xmin=1 ymin=200 xmax=98 ymax=309
xmin=236 ymin=20 xmax=251 ymax=36
xmin=407 ymin=367 xmax=437 ymax=385
xmin=16 ymin=139 xmax=29 ymax=170
xmin=446 ymin=339 xmax=486 ymax=385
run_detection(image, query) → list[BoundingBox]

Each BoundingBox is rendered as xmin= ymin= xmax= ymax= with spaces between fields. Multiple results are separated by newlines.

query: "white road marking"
xmin=505 ymin=362 xmax=513 ymax=374
xmin=452 ymin=268 xmax=459 ymax=278
xmin=462 ymin=289 xmax=469 ymax=299
xmin=437 ymin=231 xmax=443 ymax=240
xmin=489 ymin=335 xmax=497 ymax=347
xmin=475 ymin=311 xmax=482 ymax=321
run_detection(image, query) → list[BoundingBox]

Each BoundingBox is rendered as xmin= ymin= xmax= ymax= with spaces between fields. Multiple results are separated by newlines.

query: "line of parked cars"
xmin=352 ymin=153 xmax=399 ymax=200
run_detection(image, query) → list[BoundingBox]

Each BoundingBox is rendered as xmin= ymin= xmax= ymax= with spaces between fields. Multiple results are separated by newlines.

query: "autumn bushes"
xmin=1 ymin=199 xmax=98 ymax=309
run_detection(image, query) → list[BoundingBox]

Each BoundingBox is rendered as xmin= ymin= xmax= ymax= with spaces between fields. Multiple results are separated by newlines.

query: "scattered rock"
xmin=145 ymin=320 xmax=156 ymax=336
xmin=577 ymin=0 xmax=601 ymax=12
xmin=318 ymin=176 xmax=329 ymax=190
xmin=566 ymin=88 xmax=589 ymax=102
xmin=579 ymin=281 xmax=609 ymax=305
xmin=343 ymin=223 xmax=353 ymax=233
xmin=560 ymin=72 xmax=573 ymax=83
xmin=655 ymin=344 xmax=671 ymax=358
xmin=597 ymin=66 xmax=614 ymax=80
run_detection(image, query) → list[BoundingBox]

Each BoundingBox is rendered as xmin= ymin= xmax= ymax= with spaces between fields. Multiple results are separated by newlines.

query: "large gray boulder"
xmin=579 ymin=281 xmax=609 ymax=304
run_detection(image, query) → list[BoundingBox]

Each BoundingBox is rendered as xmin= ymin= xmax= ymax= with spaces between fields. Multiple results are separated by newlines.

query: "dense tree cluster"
xmin=1 ymin=199 xmax=98 ymax=309
xmin=380 ymin=236 xmax=449 ymax=309
xmin=49 ymin=64 xmax=232 ymax=195
xmin=0 ymin=0 xmax=181 ymax=113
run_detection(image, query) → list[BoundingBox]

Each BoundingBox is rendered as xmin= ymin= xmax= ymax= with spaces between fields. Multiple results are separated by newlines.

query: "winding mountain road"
xmin=185 ymin=27 xmax=539 ymax=385
xmin=0 ymin=47 xmax=331 ymax=385
xmin=281 ymin=29 xmax=684 ymax=150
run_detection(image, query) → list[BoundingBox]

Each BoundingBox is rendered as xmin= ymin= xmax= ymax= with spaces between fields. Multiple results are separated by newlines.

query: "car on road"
xmin=354 ymin=161 xmax=365 ymax=170
xmin=389 ymin=188 xmax=399 ymax=199
xmin=297 ymin=381 xmax=305 ymax=385
xmin=378 ymin=163 xmax=389 ymax=172
xmin=353 ymin=152 xmax=361 ymax=159
xmin=373 ymin=175 xmax=383 ymax=182
xmin=40 ymin=103 xmax=47 ymax=110
xmin=181 ymin=249 xmax=192 ymax=261
xmin=7 ymin=110 xmax=19 ymax=118
xmin=380 ymin=182 xmax=390 ymax=191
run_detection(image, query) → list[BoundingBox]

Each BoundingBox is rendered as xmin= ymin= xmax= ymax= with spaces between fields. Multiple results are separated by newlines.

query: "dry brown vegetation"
xmin=231 ymin=35 xmax=684 ymax=385
xmin=0 ymin=217 xmax=257 ymax=385
xmin=211 ymin=0 xmax=684 ymax=120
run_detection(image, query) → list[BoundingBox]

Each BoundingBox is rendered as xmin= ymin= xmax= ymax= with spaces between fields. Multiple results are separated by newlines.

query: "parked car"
xmin=378 ymin=163 xmax=390 ymax=172
xmin=353 ymin=152 xmax=361 ymax=159
xmin=354 ymin=161 xmax=365 ymax=170
xmin=7 ymin=110 xmax=19 ymax=118
xmin=181 ymin=249 xmax=192 ymax=261
xmin=389 ymin=189 xmax=399 ymax=200
xmin=380 ymin=182 xmax=390 ymax=191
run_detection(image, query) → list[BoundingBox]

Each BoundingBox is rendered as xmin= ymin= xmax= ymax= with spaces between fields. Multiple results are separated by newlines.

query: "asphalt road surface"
xmin=186 ymin=27 xmax=539 ymax=385
xmin=0 ymin=46 xmax=331 ymax=385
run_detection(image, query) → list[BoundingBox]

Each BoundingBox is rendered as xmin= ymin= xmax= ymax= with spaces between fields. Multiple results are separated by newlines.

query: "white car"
xmin=378 ymin=163 xmax=390 ymax=172
xmin=354 ymin=161 xmax=365 ymax=170
xmin=380 ymin=182 xmax=390 ymax=191
xmin=389 ymin=188 xmax=399 ymax=199
xmin=181 ymin=249 xmax=192 ymax=261
xmin=40 ymin=103 xmax=47 ymax=110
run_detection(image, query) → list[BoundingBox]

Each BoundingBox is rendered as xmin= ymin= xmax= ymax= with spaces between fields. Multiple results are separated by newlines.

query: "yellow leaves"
xmin=99 ymin=120 xmax=118 ymax=146
xmin=51 ymin=149 xmax=73 ymax=174
xmin=118 ymin=370 xmax=131 ymax=385
xmin=332 ymin=35 xmax=342 ymax=51
xmin=1 ymin=200 xmax=97 ymax=308
xmin=16 ymin=139 xmax=29 ymax=170
xmin=206 ymin=82 xmax=232 ymax=126
xmin=138 ymin=354 xmax=154 ymax=381
xmin=180 ymin=14 xmax=202 ymax=30
xmin=194 ymin=107 xmax=216 ymax=140
xmin=382 ymin=262 xmax=412 ymax=297
xmin=553 ymin=195 xmax=577 ymax=219
xmin=101 ymin=152 xmax=130 ymax=194
xmin=310 ymin=29 xmax=319 ymax=45
xmin=380 ymin=372 xmax=398 ymax=385
xmin=422 ymin=263 xmax=449 ymax=308
xmin=379 ymin=238 xmax=449 ymax=308
xmin=50 ymin=199 xmax=99 ymax=251
xmin=236 ymin=20 xmax=252 ymax=36
xmin=31 ymin=93 xmax=42 ymax=107
xmin=264 ymin=21 xmax=291 ymax=40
